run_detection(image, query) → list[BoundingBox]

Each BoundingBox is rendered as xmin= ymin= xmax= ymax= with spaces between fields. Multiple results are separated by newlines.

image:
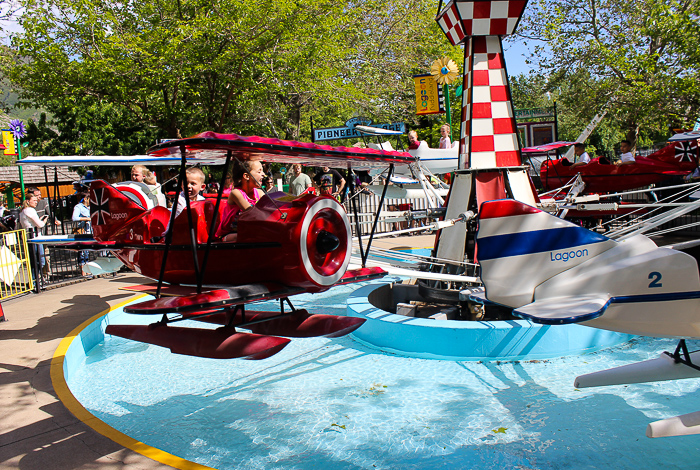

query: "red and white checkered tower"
xmin=436 ymin=0 xmax=527 ymax=170
xmin=432 ymin=0 xmax=535 ymax=266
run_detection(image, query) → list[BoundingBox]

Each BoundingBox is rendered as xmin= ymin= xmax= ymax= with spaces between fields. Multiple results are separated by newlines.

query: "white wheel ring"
xmin=114 ymin=182 xmax=157 ymax=210
xmin=299 ymin=198 xmax=352 ymax=286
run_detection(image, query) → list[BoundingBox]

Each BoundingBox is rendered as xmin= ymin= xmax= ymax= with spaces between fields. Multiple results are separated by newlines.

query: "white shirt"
xmin=20 ymin=207 xmax=45 ymax=230
xmin=175 ymin=192 xmax=205 ymax=218
xmin=620 ymin=152 xmax=635 ymax=163
xmin=163 ymin=193 xmax=207 ymax=237
xmin=578 ymin=152 xmax=590 ymax=164
xmin=148 ymin=182 xmax=167 ymax=207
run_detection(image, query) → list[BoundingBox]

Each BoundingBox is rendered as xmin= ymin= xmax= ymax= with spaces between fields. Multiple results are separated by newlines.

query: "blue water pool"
xmin=67 ymin=278 xmax=700 ymax=469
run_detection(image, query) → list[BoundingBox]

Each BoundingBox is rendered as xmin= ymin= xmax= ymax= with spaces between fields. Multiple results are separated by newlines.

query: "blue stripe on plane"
xmin=477 ymin=227 xmax=609 ymax=261
xmin=612 ymin=290 xmax=700 ymax=303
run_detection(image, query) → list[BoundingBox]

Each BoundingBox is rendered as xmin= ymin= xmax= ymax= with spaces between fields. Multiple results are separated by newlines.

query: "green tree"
xmin=7 ymin=0 xmax=457 ymax=149
xmin=518 ymin=0 xmax=700 ymax=146
xmin=510 ymin=70 xmax=640 ymax=156
xmin=11 ymin=0 xmax=324 ymax=138
xmin=25 ymin=98 xmax=161 ymax=156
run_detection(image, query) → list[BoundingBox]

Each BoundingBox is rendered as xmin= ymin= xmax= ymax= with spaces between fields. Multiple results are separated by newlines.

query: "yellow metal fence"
xmin=0 ymin=229 xmax=34 ymax=299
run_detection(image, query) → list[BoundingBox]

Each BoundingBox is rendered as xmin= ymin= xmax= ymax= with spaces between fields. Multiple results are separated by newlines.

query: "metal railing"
xmin=0 ymin=229 xmax=35 ymax=300
xmin=344 ymin=191 xmax=434 ymax=237
xmin=24 ymin=220 xmax=103 ymax=293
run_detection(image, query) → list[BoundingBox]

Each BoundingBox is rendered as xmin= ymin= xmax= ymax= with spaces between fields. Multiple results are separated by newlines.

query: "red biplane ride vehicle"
xmin=535 ymin=139 xmax=698 ymax=194
xmin=20 ymin=131 xmax=414 ymax=360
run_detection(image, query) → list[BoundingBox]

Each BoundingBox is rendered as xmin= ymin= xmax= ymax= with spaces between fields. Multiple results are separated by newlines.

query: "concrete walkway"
xmin=370 ymin=233 xmax=435 ymax=251
xmin=0 ymin=273 xmax=173 ymax=470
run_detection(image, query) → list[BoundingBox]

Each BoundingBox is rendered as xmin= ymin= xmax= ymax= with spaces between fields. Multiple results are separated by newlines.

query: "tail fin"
xmin=476 ymin=200 xmax=617 ymax=308
xmin=90 ymin=180 xmax=148 ymax=241
xmin=646 ymin=141 xmax=697 ymax=171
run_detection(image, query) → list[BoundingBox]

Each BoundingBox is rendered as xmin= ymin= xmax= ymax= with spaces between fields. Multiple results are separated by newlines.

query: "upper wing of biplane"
xmin=354 ymin=125 xmax=403 ymax=136
xmin=669 ymin=130 xmax=700 ymax=142
xmin=521 ymin=141 xmax=576 ymax=153
xmin=147 ymin=131 xmax=415 ymax=168
xmin=16 ymin=131 xmax=415 ymax=168
xmin=16 ymin=154 xmax=225 ymax=167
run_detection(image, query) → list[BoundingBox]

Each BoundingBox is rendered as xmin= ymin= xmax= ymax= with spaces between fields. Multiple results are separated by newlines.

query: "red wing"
xmin=104 ymin=308 xmax=366 ymax=359
xmin=244 ymin=310 xmax=365 ymax=338
xmin=121 ymin=267 xmax=386 ymax=307
xmin=112 ymin=270 xmax=381 ymax=360
xmin=147 ymin=131 xmax=414 ymax=168
xmin=521 ymin=141 xmax=576 ymax=153
xmin=105 ymin=324 xmax=290 ymax=360
xmin=180 ymin=308 xmax=365 ymax=338
xmin=123 ymin=283 xmax=305 ymax=314
xmin=336 ymin=266 xmax=387 ymax=285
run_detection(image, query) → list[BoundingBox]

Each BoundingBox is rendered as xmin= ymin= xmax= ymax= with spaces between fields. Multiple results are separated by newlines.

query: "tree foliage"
xmin=517 ymin=0 xmax=700 ymax=146
xmin=6 ymin=0 xmax=457 ymax=155
xmin=25 ymin=98 xmax=160 ymax=156
xmin=510 ymin=71 xmax=623 ymax=155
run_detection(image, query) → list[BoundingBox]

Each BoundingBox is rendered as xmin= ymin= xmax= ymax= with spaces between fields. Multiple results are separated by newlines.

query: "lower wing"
xmin=513 ymin=295 xmax=611 ymax=325
xmin=107 ymin=267 xmax=385 ymax=359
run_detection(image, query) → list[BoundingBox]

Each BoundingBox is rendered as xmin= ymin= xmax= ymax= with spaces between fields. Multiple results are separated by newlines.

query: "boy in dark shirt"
xmin=314 ymin=167 xmax=346 ymax=199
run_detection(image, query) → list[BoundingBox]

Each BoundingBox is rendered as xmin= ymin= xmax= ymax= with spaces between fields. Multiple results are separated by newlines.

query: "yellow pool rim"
xmin=50 ymin=294 xmax=215 ymax=470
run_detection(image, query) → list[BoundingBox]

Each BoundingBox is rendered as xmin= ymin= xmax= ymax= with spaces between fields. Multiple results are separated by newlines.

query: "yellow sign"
xmin=413 ymin=74 xmax=443 ymax=115
xmin=2 ymin=131 xmax=16 ymax=156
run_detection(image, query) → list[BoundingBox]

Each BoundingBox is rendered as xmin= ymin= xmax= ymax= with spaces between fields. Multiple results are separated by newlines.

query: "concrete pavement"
xmin=0 ymin=273 xmax=175 ymax=470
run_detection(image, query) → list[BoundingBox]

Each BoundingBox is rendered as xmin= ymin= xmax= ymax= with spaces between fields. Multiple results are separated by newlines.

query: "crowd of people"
xmin=118 ymin=162 xmax=371 ymax=244
xmin=563 ymin=139 xmax=637 ymax=166
xmin=406 ymin=125 xmax=641 ymax=168
xmin=19 ymin=186 xmax=61 ymax=284
xmin=11 ymin=127 xmax=653 ymax=286
xmin=407 ymin=124 xmax=452 ymax=150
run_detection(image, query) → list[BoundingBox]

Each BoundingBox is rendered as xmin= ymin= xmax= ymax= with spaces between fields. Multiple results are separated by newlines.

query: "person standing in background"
xmin=20 ymin=188 xmax=56 ymax=284
xmin=289 ymin=164 xmax=312 ymax=196
xmin=439 ymin=124 xmax=451 ymax=149
xmin=32 ymin=187 xmax=60 ymax=234
xmin=72 ymin=192 xmax=91 ymax=271
xmin=314 ymin=167 xmax=345 ymax=200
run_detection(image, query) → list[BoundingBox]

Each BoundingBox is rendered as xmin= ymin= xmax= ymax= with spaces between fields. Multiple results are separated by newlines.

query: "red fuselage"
xmin=90 ymin=179 xmax=351 ymax=292
xmin=540 ymin=156 xmax=687 ymax=193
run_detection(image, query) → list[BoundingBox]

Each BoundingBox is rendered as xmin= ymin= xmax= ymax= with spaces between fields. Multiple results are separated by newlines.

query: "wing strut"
xmin=668 ymin=339 xmax=700 ymax=372
xmin=362 ymin=163 xmax=394 ymax=266
xmin=182 ymin=147 xmax=202 ymax=289
xmin=198 ymin=149 xmax=233 ymax=292
xmin=156 ymin=146 xmax=189 ymax=298
xmin=347 ymin=164 xmax=366 ymax=267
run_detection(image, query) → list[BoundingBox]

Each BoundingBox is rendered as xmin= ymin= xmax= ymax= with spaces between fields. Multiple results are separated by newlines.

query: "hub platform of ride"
xmin=347 ymin=282 xmax=633 ymax=361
